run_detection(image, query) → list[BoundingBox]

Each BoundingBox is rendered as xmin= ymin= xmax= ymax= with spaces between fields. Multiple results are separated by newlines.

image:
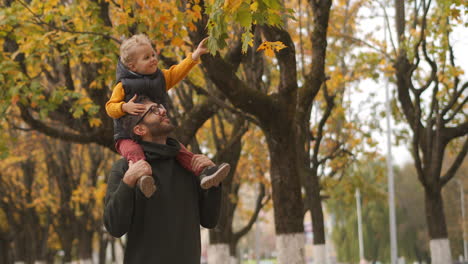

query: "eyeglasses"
xmin=135 ymin=104 xmax=166 ymax=125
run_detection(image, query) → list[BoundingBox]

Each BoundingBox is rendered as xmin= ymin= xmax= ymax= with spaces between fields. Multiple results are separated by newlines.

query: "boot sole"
xmin=200 ymin=163 xmax=230 ymax=189
xmin=137 ymin=175 xmax=157 ymax=198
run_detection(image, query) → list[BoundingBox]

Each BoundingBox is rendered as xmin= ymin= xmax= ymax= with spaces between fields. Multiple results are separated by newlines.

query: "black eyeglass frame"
xmin=135 ymin=104 xmax=165 ymax=125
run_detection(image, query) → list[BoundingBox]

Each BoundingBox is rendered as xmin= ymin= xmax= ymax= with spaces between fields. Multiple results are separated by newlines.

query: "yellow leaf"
xmin=89 ymin=118 xmax=102 ymax=127
xmin=250 ymin=2 xmax=258 ymax=11
xmin=171 ymin=37 xmax=185 ymax=47
xmin=264 ymin=49 xmax=275 ymax=57
xmin=256 ymin=41 xmax=287 ymax=57
xmin=224 ymin=0 xmax=243 ymax=12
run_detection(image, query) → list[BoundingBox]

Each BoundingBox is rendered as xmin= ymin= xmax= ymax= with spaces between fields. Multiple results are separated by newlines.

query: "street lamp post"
xmin=458 ymin=180 xmax=467 ymax=261
xmin=385 ymin=71 xmax=398 ymax=264
xmin=356 ymin=189 xmax=365 ymax=263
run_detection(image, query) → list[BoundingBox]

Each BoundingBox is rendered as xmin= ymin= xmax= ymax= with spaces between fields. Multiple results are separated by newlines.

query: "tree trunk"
xmin=77 ymin=230 xmax=93 ymax=262
xmin=98 ymin=234 xmax=108 ymax=264
xmin=312 ymin=244 xmax=327 ymax=264
xmin=267 ymin=131 xmax=305 ymax=263
xmin=207 ymin=244 xmax=232 ymax=264
xmin=308 ymin=172 xmax=325 ymax=244
xmin=276 ymin=233 xmax=306 ymax=264
xmin=303 ymin=168 xmax=326 ymax=262
xmin=0 ymin=237 xmax=12 ymax=264
xmin=424 ymin=188 xmax=452 ymax=263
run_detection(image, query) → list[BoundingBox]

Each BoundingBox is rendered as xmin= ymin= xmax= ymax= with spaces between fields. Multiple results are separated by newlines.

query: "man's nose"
xmin=158 ymin=108 xmax=167 ymax=116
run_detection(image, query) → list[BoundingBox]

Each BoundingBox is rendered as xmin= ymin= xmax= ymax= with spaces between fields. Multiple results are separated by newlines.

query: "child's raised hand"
xmin=192 ymin=37 xmax=209 ymax=61
xmin=122 ymin=95 xmax=147 ymax=115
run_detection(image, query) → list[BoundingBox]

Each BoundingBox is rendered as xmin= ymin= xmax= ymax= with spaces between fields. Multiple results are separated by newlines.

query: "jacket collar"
xmin=116 ymin=60 xmax=161 ymax=82
xmin=140 ymin=137 xmax=180 ymax=161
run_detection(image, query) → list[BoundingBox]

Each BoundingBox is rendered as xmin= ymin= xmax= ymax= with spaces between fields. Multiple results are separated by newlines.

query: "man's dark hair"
xmin=121 ymin=95 xmax=153 ymax=142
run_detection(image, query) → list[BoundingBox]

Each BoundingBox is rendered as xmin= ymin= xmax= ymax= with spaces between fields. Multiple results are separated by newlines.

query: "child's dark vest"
xmin=113 ymin=60 xmax=168 ymax=142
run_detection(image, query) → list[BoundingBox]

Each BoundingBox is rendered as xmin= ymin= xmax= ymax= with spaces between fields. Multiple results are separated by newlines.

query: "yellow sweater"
xmin=105 ymin=55 xmax=199 ymax=119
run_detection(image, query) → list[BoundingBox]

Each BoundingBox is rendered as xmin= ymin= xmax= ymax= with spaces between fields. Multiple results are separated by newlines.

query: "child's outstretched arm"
xmin=106 ymin=84 xmax=146 ymax=118
xmin=162 ymin=38 xmax=209 ymax=90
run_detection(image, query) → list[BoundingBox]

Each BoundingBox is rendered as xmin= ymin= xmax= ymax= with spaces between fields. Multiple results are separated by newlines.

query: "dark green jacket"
xmin=104 ymin=138 xmax=222 ymax=263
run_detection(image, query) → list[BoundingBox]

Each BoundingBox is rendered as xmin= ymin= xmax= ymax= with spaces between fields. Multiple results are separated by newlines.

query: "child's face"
xmin=129 ymin=44 xmax=158 ymax=75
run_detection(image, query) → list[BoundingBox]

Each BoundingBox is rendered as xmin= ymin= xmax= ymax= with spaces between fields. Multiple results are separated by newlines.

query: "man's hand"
xmin=191 ymin=154 xmax=215 ymax=173
xmin=123 ymin=160 xmax=152 ymax=187
xmin=191 ymin=38 xmax=209 ymax=61
xmin=122 ymin=95 xmax=147 ymax=115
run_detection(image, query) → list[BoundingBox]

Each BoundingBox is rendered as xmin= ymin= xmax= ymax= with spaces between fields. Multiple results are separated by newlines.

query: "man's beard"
xmin=142 ymin=118 xmax=175 ymax=137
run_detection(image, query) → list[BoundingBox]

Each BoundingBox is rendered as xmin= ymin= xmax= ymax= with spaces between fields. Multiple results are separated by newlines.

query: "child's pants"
xmin=115 ymin=139 xmax=204 ymax=176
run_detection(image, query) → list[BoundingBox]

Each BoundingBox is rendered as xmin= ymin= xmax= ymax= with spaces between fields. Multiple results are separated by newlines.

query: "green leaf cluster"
xmin=205 ymin=0 xmax=293 ymax=54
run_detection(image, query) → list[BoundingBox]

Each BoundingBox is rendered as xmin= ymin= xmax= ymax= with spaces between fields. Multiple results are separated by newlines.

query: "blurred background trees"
xmin=0 ymin=0 xmax=466 ymax=263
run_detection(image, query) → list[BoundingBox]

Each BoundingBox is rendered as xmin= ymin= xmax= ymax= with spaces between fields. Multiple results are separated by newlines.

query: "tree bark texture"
xmin=424 ymin=188 xmax=448 ymax=239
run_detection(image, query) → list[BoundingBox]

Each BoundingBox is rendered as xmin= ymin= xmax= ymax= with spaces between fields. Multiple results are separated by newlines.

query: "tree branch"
xmin=444 ymin=121 xmax=468 ymax=140
xmin=440 ymin=137 xmax=468 ymax=186
xmin=311 ymin=83 xmax=335 ymax=168
xmin=187 ymin=82 xmax=261 ymax=126
xmin=412 ymin=127 xmax=427 ymax=188
xmin=233 ymin=183 xmax=270 ymax=242
xmin=173 ymin=97 xmax=219 ymax=146
xmin=261 ymin=26 xmax=298 ymax=96
xmin=201 ymin=54 xmax=275 ymax=123
xmin=299 ymin=0 xmax=332 ymax=125
xmin=18 ymin=104 xmax=111 ymax=147
xmin=442 ymin=81 xmax=467 ymax=121
xmin=17 ymin=0 xmax=120 ymax=44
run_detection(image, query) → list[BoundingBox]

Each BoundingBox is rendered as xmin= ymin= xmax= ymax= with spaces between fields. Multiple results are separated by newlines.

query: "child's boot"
xmin=200 ymin=163 xmax=231 ymax=189
xmin=137 ymin=175 xmax=157 ymax=198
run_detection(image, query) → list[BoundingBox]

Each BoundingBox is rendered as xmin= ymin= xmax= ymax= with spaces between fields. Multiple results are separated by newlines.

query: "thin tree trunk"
xmin=0 ymin=238 xmax=12 ymax=264
xmin=77 ymin=230 xmax=93 ymax=263
xmin=98 ymin=233 xmax=108 ymax=264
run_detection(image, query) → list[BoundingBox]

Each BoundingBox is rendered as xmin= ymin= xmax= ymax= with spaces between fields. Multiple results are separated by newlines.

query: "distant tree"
xmin=392 ymin=0 xmax=467 ymax=262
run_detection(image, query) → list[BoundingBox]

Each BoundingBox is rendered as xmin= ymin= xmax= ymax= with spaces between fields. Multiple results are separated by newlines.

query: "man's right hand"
xmin=123 ymin=160 xmax=152 ymax=187
xmin=122 ymin=95 xmax=147 ymax=115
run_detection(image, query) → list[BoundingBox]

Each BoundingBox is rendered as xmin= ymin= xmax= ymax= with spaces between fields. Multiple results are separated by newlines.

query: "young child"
xmin=105 ymin=34 xmax=230 ymax=198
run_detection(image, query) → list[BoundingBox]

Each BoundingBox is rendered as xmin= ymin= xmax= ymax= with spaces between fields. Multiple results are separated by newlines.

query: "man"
xmin=103 ymin=96 xmax=222 ymax=263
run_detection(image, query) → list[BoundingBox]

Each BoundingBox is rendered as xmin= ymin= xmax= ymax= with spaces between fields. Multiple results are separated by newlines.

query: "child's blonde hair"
xmin=120 ymin=34 xmax=153 ymax=67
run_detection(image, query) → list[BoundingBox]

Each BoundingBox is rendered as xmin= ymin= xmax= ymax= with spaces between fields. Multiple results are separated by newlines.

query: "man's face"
xmin=137 ymin=102 xmax=174 ymax=137
xmin=129 ymin=44 xmax=159 ymax=75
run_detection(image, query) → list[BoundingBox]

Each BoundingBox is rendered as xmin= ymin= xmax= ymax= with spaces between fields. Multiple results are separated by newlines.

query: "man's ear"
xmin=133 ymin=124 xmax=146 ymax=136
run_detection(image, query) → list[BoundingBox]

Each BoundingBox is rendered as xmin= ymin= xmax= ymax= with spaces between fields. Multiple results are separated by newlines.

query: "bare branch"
xmin=441 ymin=137 xmax=468 ymax=186
xmin=444 ymin=121 xmax=468 ymax=140
xmin=333 ymin=33 xmax=392 ymax=59
xmin=311 ymin=83 xmax=335 ymax=168
xmin=377 ymin=0 xmax=397 ymax=55
xmin=444 ymin=95 xmax=468 ymax=123
xmin=233 ymin=183 xmax=269 ymax=241
xmin=18 ymin=104 xmax=109 ymax=146
xmin=412 ymin=128 xmax=427 ymax=187
xmin=443 ymin=81 xmax=467 ymax=120
xmin=16 ymin=0 xmax=120 ymax=44
xmin=185 ymin=79 xmax=261 ymax=126
xmin=394 ymin=0 xmax=406 ymax=45
xmin=261 ymin=26 xmax=298 ymax=96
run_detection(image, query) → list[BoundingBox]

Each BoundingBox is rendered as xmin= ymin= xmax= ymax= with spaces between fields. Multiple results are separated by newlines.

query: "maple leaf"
xmin=256 ymin=41 xmax=287 ymax=57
